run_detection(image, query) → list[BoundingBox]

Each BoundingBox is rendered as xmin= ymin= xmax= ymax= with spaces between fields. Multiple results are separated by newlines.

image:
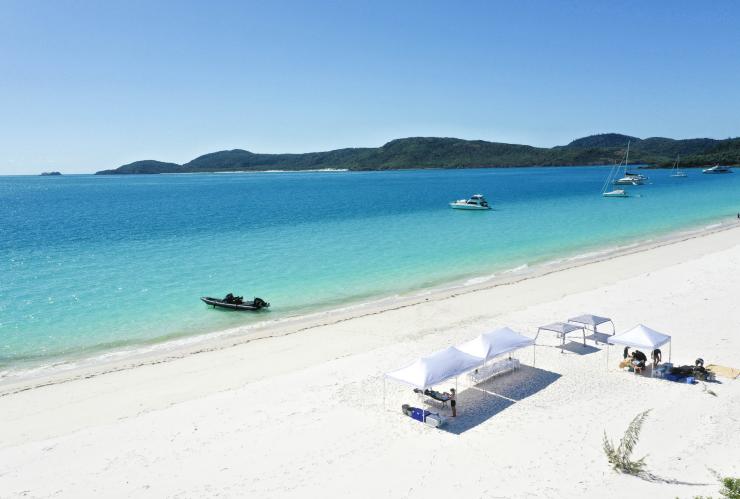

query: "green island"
xmin=96 ymin=133 xmax=740 ymax=174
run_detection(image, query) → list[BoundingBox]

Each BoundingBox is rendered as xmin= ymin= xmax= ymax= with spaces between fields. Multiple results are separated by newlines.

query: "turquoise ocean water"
xmin=1 ymin=167 xmax=738 ymax=374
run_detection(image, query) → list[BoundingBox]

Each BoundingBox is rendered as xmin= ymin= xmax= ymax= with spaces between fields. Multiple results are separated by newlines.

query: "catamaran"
xmin=671 ymin=154 xmax=687 ymax=177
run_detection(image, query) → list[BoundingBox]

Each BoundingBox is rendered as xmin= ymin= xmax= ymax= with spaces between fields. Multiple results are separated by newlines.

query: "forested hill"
xmin=96 ymin=134 xmax=740 ymax=174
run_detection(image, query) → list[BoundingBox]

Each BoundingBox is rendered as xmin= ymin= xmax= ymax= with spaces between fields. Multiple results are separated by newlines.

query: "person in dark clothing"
xmin=632 ymin=350 xmax=647 ymax=373
xmin=651 ymin=349 xmax=662 ymax=366
xmin=449 ymin=388 xmax=457 ymax=417
xmin=623 ymin=347 xmax=630 ymax=359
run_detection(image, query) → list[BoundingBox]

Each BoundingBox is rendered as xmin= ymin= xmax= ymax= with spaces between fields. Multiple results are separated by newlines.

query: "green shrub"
xmin=691 ymin=475 xmax=740 ymax=499
xmin=719 ymin=476 xmax=740 ymax=499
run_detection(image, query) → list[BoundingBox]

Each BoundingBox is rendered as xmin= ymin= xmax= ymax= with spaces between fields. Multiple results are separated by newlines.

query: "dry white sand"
xmin=1 ymin=224 xmax=739 ymax=498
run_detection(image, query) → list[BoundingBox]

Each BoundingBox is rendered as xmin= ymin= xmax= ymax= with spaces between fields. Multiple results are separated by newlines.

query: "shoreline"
xmin=3 ymin=215 xmax=738 ymax=396
xmin=1 ymin=217 xmax=739 ymax=497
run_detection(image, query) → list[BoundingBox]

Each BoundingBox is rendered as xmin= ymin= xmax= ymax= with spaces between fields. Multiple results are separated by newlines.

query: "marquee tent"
xmin=385 ymin=346 xmax=483 ymax=390
xmin=457 ymin=327 xmax=536 ymax=364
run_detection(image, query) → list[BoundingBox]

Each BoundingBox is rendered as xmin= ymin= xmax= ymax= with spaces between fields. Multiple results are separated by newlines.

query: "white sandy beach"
xmin=1 ymin=224 xmax=739 ymax=498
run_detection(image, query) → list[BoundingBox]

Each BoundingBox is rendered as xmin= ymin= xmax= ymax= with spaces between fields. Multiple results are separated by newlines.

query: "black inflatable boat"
xmin=200 ymin=293 xmax=270 ymax=311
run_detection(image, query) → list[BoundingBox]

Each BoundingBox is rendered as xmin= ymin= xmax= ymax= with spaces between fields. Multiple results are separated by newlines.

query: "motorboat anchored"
xmin=702 ymin=164 xmax=732 ymax=174
xmin=449 ymin=194 xmax=491 ymax=210
xmin=201 ymin=293 xmax=270 ymax=311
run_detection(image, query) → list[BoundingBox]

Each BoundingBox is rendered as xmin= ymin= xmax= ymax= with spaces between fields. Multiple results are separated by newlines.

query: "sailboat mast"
xmin=625 ymin=140 xmax=630 ymax=168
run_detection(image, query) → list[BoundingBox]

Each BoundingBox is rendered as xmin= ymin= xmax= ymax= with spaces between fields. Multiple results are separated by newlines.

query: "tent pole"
xmin=606 ymin=343 xmax=609 ymax=371
xmin=383 ymin=376 xmax=386 ymax=412
xmin=533 ymin=344 xmax=536 ymax=367
xmin=593 ymin=324 xmax=598 ymax=345
xmin=669 ymin=342 xmax=672 ymax=362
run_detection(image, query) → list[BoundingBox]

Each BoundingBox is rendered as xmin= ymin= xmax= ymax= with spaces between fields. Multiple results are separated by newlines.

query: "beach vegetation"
xmin=691 ymin=473 xmax=740 ymax=499
xmin=602 ymin=409 xmax=651 ymax=476
xmin=718 ymin=476 xmax=740 ymax=499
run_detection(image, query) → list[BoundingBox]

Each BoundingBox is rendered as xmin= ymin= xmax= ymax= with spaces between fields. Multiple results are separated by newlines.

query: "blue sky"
xmin=1 ymin=0 xmax=739 ymax=174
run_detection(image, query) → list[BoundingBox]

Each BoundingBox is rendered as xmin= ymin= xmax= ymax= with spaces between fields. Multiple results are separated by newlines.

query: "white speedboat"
xmin=449 ymin=194 xmax=491 ymax=210
xmin=702 ymin=164 xmax=732 ymax=174
xmin=603 ymin=189 xmax=629 ymax=198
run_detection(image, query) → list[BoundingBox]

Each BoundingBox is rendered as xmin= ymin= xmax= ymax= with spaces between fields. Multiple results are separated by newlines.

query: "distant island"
xmin=40 ymin=171 xmax=62 ymax=176
xmin=96 ymin=133 xmax=740 ymax=174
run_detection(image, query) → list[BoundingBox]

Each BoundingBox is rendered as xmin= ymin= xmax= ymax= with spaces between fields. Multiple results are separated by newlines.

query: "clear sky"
xmin=1 ymin=0 xmax=739 ymax=174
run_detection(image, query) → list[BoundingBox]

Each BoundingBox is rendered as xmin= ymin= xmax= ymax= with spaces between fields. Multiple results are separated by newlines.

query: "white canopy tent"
xmin=385 ymin=346 xmax=483 ymax=389
xmin=383 ymin=346 xmax=483 ymax=416
xmin=568 ymin=314 xmax=615 ymax=342
xmin=606 ymin=324 xmax=672 ymax=372
xmin=536 ymin=322 xmax=586 ymax=353
xmin=457 ymin=327 xmax=536 ymax=365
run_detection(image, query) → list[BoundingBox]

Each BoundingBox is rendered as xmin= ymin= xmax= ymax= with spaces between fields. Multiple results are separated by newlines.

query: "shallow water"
xmin=1 ymin=167 xmax=738 ymax=370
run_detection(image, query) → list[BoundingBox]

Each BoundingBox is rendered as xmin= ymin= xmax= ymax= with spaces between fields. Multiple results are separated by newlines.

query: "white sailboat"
xmin=602 ymin=142 xmax=631 ymax=198
xmin=611 ymin=142 xmax=644 ymax=185
xmin=671 ymin=154 xmax=687 ymax=177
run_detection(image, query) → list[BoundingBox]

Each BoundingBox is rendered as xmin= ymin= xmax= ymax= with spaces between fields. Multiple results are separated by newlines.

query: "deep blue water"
xmin=1 ymin=167 xmax=738 ymax=372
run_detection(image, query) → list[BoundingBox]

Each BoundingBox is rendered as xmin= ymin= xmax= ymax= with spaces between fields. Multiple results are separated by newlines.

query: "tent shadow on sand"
xmin=586 ymin=331 xmax=613 ymax=345
xmin=440 ymin=365 xmax=561 ymax=435
xmin=559 ymin=342 xmax=601 ymax=355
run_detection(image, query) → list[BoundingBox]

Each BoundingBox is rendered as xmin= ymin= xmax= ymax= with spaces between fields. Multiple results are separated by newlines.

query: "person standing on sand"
xmin=449 ymin=388 xmax=457 ymax=417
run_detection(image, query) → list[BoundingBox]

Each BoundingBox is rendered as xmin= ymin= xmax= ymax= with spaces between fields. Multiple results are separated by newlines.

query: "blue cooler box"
xmin=411 ymin=408 xmax=431 ymax=422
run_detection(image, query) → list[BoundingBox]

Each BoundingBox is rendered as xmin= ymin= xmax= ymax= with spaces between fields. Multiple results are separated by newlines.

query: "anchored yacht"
xmin=702 ymin=165 xmax=732 ymax=174
xmin=449 ymin=194 xmax=491 ymax=210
